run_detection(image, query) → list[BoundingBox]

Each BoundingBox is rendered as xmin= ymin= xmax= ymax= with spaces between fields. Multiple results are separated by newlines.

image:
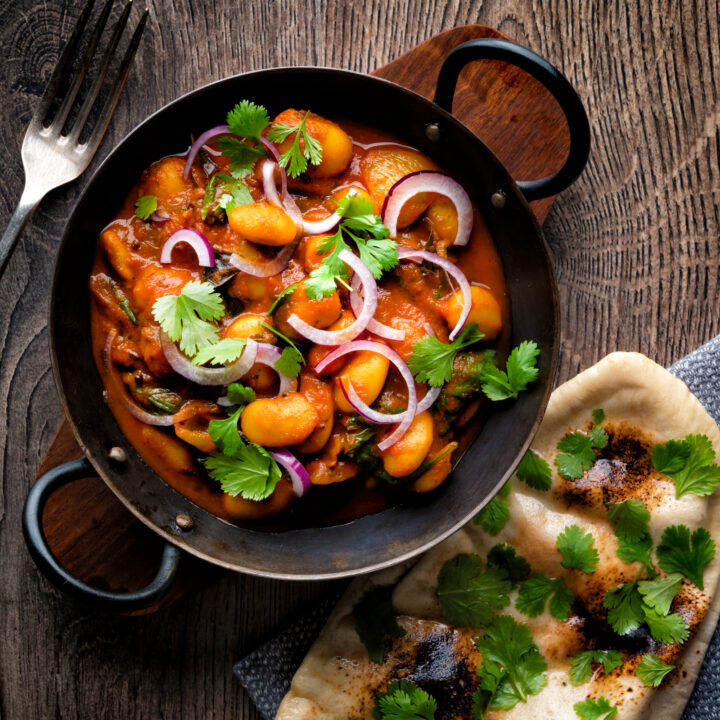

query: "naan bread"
xmin=276 ymin=352 xmax=720 ymax=720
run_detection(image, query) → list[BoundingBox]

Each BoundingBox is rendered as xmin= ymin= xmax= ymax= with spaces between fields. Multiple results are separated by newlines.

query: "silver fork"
xmin=0 ymin=0 xmax=148 ymax=278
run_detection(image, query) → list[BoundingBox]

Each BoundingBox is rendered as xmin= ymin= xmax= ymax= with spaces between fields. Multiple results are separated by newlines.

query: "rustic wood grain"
xmin=1 ymin=1 xmax=719 ymax=719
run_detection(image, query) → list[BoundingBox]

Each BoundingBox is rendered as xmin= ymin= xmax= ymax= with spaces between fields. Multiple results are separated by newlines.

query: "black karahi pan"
xmin=23 ymin=39 xmax=590 ymax=611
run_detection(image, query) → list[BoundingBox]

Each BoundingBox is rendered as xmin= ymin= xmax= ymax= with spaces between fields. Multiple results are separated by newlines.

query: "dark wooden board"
xmin=30 ymin=23 xmax=570 ymax=614
xmin=2 ymin=1 xmax=719 ymax=718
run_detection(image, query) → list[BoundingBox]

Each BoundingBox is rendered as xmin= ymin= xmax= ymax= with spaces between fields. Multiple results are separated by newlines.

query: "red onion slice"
xmin=254 ymin=342 xmax=296 ymax=395
xmin=288 ymin=250 xmax=377 ymax=345
xmin=314 ymin=340 xmax=417 ymax=450
xmin=349 ymin=272 xmax=405 ymax=341
xmin=161 ymin=333 xmax=258 ymax=386
xmin=416 ymin=386 xmax=442 ymax=414
xmin=259 ymin=156 xmax=304 ymax=231
xmin=229 ymin=237 xmax=301 ymax=278
xmin=160 ymin=228 xmax=216 ymax=268
xmin=381 ymin=170 xmax=473 ymax=247
xmin=301 ymin=188 xmax=357 ymax=236
xmin=397 ymin=246 xmax=471 ymax=341
xmin=262 ymin=159 xmax=282 ymax=208
xmin=149 ymin=211 xmax=170 ymax=223
xmin=183 ymin=125 xmax=229 ymax=179
xmin=269 ymin=448 xmax=311 ymax=497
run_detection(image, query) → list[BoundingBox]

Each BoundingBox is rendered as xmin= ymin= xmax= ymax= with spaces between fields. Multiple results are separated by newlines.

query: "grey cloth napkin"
xmin=235 ymin=337 xmax=720 ymax=720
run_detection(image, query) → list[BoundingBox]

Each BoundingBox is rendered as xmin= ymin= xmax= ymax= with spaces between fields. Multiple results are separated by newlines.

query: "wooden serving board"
xmin=36 ymin=24 xmax=570 ymax=613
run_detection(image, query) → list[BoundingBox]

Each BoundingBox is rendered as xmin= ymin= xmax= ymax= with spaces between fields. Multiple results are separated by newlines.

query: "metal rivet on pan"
xmin=491 ymin=190 xmax=507 ymax=209
xmin=108 ymin=446 xmax=127 ymax=462
xmin=425 ymin=122 xmax=441 ymax=142
xmin=175 ymin=513 xmax=194 ymax=531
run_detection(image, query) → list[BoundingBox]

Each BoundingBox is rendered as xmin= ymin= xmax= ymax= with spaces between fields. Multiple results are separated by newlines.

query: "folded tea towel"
xmin=234 ymin=335 xmax=720 ymax=720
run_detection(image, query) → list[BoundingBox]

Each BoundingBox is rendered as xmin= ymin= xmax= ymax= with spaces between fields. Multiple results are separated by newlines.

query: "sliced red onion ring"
xmin=229 ymin=236 xmax=301 ymax=278
xmin=262 ymin=159 xmax=282 ymax=208
xmin=314 ymin=340 xmax=417 ymax=450
xmin=216 ymin=395 xmax=233 ymax=408
xmin=416 ymin=386 xmax=442 ymax=414
xmin=288 ymin=250 xmax=377 ymax=345
xmin=160 ymin=228 xmax=215 ymax=268
xmin=183 ymin=125 xmax=229 ymax=179
xmin=259 ymin=155 xmax=304 ymax=230
xmin=269 ymin=448 xmax=311 ymax=497
xmin=301 ymin=188 xmax=357 ymax=236
xmin=254 ymin=342 xmax=295 ymax=395
xmin=397 ymin=246 xmax=471 ymax=341
xmin=349 ymin=272 xmax=405 ymax=341
xmin=381 ymin=170 xmax=473 ymax=247
xmin=149 ymin=211 xmax=170 ymax=222
xmin=161 ymin=333 xmax=258 ymax=386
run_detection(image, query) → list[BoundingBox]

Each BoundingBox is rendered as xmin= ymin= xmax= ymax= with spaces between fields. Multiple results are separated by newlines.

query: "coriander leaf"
xmin=135 ymin=194 xmax=157 ymax=220
xmin=642 ymin=605 xmax=689 ymax=644
xmin=471 ymin=660 xmax=503 ymax=720
xmin=515 ymin=574 xmax=574 ymax=621
xmin=192 ymin=338 xmax=247 ymax=366
xmin=353 ymin=586 xmax=406 ymax=665
xmin=569 ymin=650 xmax=624 ymax=685
xmin=555 ymin=433 xmax=597 ymax=480
xmin=473 ymin=495 xmax=510 ymax=536
xmin=603 ymin=582 xmax=644 ymax=635
xmin=475 ymin=615 xmax=547 ymax=710
xmin=436 ymin=553 xmax=511 ymax=627
xmin=152 ymin=281 xmax=224 ymax=356
xmin=592 ymin=408 xmax=605 ymax=424
xmin=637 ymin=574 xmax=683 ymax=615
xmin=226 ymin=382 xmax=256 ymax=405
xmin=266 ymin=283 xmax=299 ymax=316
xmin=635 ymin=653 xmax=675 ymax=687
xmin=208 ymin=407 xmax=244 ymax=457
xmin=574 ymin=697 xmax=617 ymax=720
xmin=226 ymin=99 xmax=269 ymax=142
xmin=275 ymin=346 xmax=303 ymax=378
xmin=588 ymin=424 xmax=609 ymax=449
xmin=651 ymin=438 xmax=692 ymax=474
xmin=608 ymin=499 xmax=651 ymax=542
xmin=656 ymin=525 xmax=716 ymax=589
xmin=339 ymin=194 xmax=390 ymax=238
xmin=204 ymin=443 xmax=281 ymax=501
xmin=616 ymin=531 xmax=655 ymax=568
xmin=216 ymin=178 xmax=253 ymax=213
xmin=268 ymin=111 xmax=323 ymax=178
xmin=354 ymin=234 xmax=400 ymax=280
xmin=303 ymin=230 xmax=349 ymax=299
xmin=474 ymin=340 xmax=540 ymax=401
xmin=516 ymin=449 xmax=552 ymax=491
xmin=372 ymin=680 xmax=436 ymax=720
xmin=486 ymin=544 xmax=531 ymax=586
xmin=651 ymin=434 xmax=720 ymax=498
xmin=216 ymin=135 xmax=264 ymax=176
xmin=407 ymin=322 xmax=485 ymax=387
xmin=557 ymin=525 xmax=599 ymax=573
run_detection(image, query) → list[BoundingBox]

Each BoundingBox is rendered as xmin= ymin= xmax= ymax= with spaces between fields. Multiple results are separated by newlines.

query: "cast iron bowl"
xmin=23 ymin=39 xmax=589 ymax=611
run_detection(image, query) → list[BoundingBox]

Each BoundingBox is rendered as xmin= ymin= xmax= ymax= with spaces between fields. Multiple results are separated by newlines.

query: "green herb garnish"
xmin=473 ymin=482 xmax=510 ymax=535
xmin=569 ymin=650 xmax=623 ymax=685
xmin=635 ymin=653 xmax=675 ymax=687
xmin=656 ymin=524 xmax=716 ymax=589
xmin=515 ymin=574 xmax=574 ymax=621
xmin=554 ymin=409 xmax=608 ymax=480
xmin=516 ymin=449 xmax=552 ymax=490
xmin=372 ymin=680 xmax=436 ymax=720
xmin=353 ymin=586 xmax=406 ymax=665
xmin=651 ymin=433 xmax=720 ymax=498
xmin=556 ymin=524 xmax=599 ymax=574
xmin=267 ymin=110 xmax=323 ymax=178
xmin=134 ymin=194 xmax=157 ymax=220
xmin=574 ymin=697 xmax=617 ymax=720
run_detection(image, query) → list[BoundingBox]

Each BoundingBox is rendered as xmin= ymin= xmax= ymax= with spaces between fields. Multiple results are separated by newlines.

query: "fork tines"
xmin=32 ymin=0 xmax=148 ymax=151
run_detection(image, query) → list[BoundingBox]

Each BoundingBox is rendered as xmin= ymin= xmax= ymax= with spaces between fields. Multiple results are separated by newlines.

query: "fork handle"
xmin=0 ymin=187 xmax=44 ymax=279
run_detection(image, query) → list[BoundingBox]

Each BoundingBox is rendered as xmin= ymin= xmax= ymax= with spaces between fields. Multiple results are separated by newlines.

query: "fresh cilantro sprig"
xmin=216 ymin=135 xmax=265 ymax=177
xmin=259 ymin=321 xmax=304 ymax=379
xmin=135 ymin=194 xmax=157 ymax=220
xmin=516 ymin=449 xmax=552 ymax=490
xmin=486 ymin=544 xmax=531 ymax=586
xmin=635 ymin=653 xmax=675 ymax=687
xmin=226 ymin=382 xmax=256 ymax=405
xmin=304 ymin=195 xmax=398 ymax=299
xmin=637 ymin=574 xmax=683 ymax=615
xmin=226 ymin=99 xmax=270 ymax=144
xmin=473 ymin=341 xmax=540 ymax=401
xmin=353 ymin=586 xmax=406 ymax=665
xmin=152 ymin=281 xmax=224 ymax=356
xmin=407 ymin=323 xmax=485 ymax=387
xmin=267 ymin=110 xmax=323 ymax=178
xmin=569 ymin=650 xmax=623 ymax=685
xmin=471 ymin=615 xmax=547 ymax=717
xmin=556 ymin=525 xmax=599 ymax=574
xmin=192 ymin=338 xmax=248 ymax=366
xmin=266 ymin=283 xmax=299 ymax=316
xmin=574 ymin=697 xmax=617 ymax=720
xmin=372 ymin=680 xmax=436 ymax=720
xmin=473 ymin=482 xmax=510 ymax=535
xmin=656 ymin=524 xmax=716 ymax=589
xmin=436 ymin=553 xmax=511 ymax=627
xmin=554 ymin=409 xmax=608 ymax=480
xmin=651 ymin=434 xmax=720 ymax=498
xmin=515 ymin=574 xmax=574 ymax=621
xmin=608 ymin=499 xmax=655 ymax=568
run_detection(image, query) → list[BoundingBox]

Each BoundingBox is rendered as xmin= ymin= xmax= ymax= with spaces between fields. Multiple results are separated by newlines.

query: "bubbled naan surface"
xmin=276 ymin=353 xmax=720 ymax=720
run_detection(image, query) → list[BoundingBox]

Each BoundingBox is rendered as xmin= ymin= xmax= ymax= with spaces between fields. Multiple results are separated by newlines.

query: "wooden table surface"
xmin=1 ymin=1 xmax=719 ymax=718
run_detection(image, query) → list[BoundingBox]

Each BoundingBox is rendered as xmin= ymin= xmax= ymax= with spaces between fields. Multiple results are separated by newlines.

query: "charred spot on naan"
xmin=361 ymin=619 xmax=480 ymax=720
xmin=554 ymin=422 xmax=672 ymax=510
